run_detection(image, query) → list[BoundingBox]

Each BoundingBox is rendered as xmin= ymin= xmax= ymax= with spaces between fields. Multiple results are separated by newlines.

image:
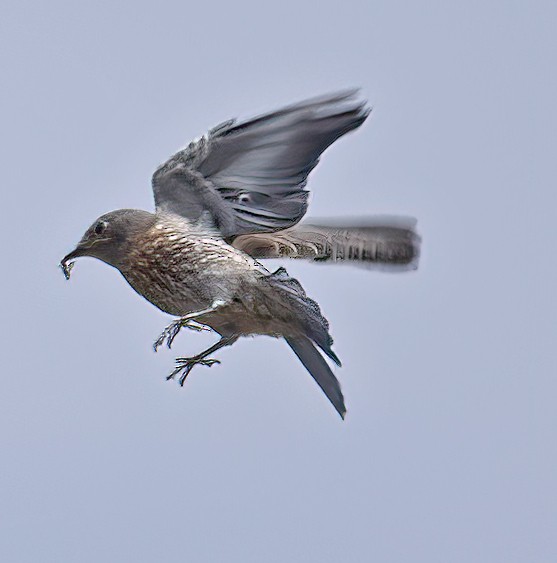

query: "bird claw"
xmin=153 ymin=318 xmax=211 ymax=352
xmin=167 ymin=356 xmax=221 ymax=385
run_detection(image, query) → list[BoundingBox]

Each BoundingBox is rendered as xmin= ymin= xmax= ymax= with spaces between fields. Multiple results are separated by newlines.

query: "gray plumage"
xmin=152 ymin=89 xmax=370 ymax=237
xmin=61 ymin=90 xmax=420 ymax=419
xmin=233 ymin=216 xmax=420 ymax=270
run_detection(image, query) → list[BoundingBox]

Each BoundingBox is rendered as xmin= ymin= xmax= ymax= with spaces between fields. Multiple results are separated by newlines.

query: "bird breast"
xmin=119 ymin=219 xmax=259 ymax=317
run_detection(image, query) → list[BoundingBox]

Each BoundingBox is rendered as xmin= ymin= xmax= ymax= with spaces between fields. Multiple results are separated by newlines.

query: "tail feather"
xmin=268 ymin=267 xmax=340 ymax=365
xmin=285 ymin=335 xmax=346 ymax=419
xmin=265 ymin=266 xmax=344 ymax=418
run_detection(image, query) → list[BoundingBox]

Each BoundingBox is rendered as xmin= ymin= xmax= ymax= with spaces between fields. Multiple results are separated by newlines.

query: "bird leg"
xmin=153 ymin=300 xmax=226 ymax=351
xmin=153 ymin=318 xmax=211 ymax=351
xmin=167 ymin=335 xmax=239 ymax=386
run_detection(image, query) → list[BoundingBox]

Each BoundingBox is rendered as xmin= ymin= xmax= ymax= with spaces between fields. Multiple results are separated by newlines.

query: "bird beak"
xmin=60 ymin=246 xmax=87 ymax=280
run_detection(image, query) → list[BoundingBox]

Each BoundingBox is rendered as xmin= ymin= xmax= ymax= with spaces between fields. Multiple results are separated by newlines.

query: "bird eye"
xmin=94 ymin=221 xmax=108 ymax=235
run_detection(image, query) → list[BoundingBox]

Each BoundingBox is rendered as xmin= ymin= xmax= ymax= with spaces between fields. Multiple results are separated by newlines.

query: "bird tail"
xmin=233 ymin=216 xmax=420 ymax=271
xmin=266 ymin=266 xmax=345 ymax=418
xmin=267 ymin=267 xmax=340 ymax=363
xmin=285 ymin=335 xmax=346 ymax=419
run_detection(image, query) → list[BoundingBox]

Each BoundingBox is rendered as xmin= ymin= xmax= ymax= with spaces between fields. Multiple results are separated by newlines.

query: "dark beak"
xmin=60 ymin=246 xmax=87 ymax=280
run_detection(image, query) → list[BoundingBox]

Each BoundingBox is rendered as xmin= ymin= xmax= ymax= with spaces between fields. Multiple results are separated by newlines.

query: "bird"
xmin=61 ymin=90 xmax=420 ymax=419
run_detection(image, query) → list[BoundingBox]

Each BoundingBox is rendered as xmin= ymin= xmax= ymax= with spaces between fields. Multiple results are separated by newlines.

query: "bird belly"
xmin=121 ymin=268 xmax=207 ymax=317
xmin=121 ymin=222 xmax=310 ymax=337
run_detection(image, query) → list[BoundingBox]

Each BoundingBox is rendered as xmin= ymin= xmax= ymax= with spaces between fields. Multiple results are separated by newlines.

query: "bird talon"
xmin=166 ymin=326 xmax=180 ymax=349
xmin=153 ymin=318 xmax=213 ymax=352
xmin=166 ymin=356 xmax=221 ymax=386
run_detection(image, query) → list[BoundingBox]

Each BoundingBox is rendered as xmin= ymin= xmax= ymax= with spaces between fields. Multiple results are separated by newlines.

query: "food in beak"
xmin=60 ymin=257 xmax=76 ymax=280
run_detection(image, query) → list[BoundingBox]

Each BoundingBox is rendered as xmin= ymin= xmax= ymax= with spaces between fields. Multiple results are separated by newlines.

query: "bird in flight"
xmin=61 ymin=90 xmax=420 ymax=419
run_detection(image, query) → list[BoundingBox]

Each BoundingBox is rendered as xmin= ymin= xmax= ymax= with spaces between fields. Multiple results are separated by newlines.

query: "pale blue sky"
xmin=2 ymin=1 xmax=556 ymax=561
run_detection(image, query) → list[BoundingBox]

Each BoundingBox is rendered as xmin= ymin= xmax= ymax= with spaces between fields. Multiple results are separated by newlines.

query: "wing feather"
xmin=232 ymin=217 xmax=421 ymax=271
xmin=152 ymin=90 xmax=370 ymax=237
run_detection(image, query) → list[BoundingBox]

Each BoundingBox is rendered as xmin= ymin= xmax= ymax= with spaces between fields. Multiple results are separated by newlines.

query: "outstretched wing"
xmin=152 ymin=90 xmax=370 ymax=238
xmin=232 ymin=217 xmax=421 ymax=271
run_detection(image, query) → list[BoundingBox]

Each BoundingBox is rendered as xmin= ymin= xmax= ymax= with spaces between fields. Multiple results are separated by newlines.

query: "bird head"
xmin=60 ymin=209 xmax=155 ymax=279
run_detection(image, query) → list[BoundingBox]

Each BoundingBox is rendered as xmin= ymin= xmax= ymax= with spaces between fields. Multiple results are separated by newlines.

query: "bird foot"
xmin=153 ymin=318 xmax=211 ymax=352
xmin=167 ymin=356 xmax=221 ymax=385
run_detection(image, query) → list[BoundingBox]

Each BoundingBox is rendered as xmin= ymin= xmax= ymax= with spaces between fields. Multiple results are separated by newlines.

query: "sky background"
xmin=2 ymin=1 xmax=556 ymax=561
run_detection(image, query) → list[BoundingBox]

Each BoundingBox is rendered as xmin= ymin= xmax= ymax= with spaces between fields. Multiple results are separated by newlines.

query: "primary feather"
xmin=233 ymin=216 xmax=420 ymax=270
xmin=152 ymin=90 xmax=370 ymax=237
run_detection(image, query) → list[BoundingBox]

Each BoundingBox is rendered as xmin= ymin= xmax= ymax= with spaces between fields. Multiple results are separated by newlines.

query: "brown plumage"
xmin=61 ymin=91 xmax=420 ymax=419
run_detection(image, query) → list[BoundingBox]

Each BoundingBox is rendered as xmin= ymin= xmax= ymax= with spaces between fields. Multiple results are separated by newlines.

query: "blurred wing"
xmin=152 ymin=90 xmax=370 ymax=237
xmin=232 ymin=216 xmax=421 ymax=271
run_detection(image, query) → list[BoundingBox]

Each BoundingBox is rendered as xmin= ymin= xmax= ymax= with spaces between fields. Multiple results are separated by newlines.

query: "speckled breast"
xmin=119 ymin=216 xmax=260 ymax=318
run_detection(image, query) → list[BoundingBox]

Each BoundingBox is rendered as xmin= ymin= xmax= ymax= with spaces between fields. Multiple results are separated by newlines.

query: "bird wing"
xmin=232 ymin=217 xmax=421 ymax=271
xmin=152 ymin=90 xmax=370 ymax=238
